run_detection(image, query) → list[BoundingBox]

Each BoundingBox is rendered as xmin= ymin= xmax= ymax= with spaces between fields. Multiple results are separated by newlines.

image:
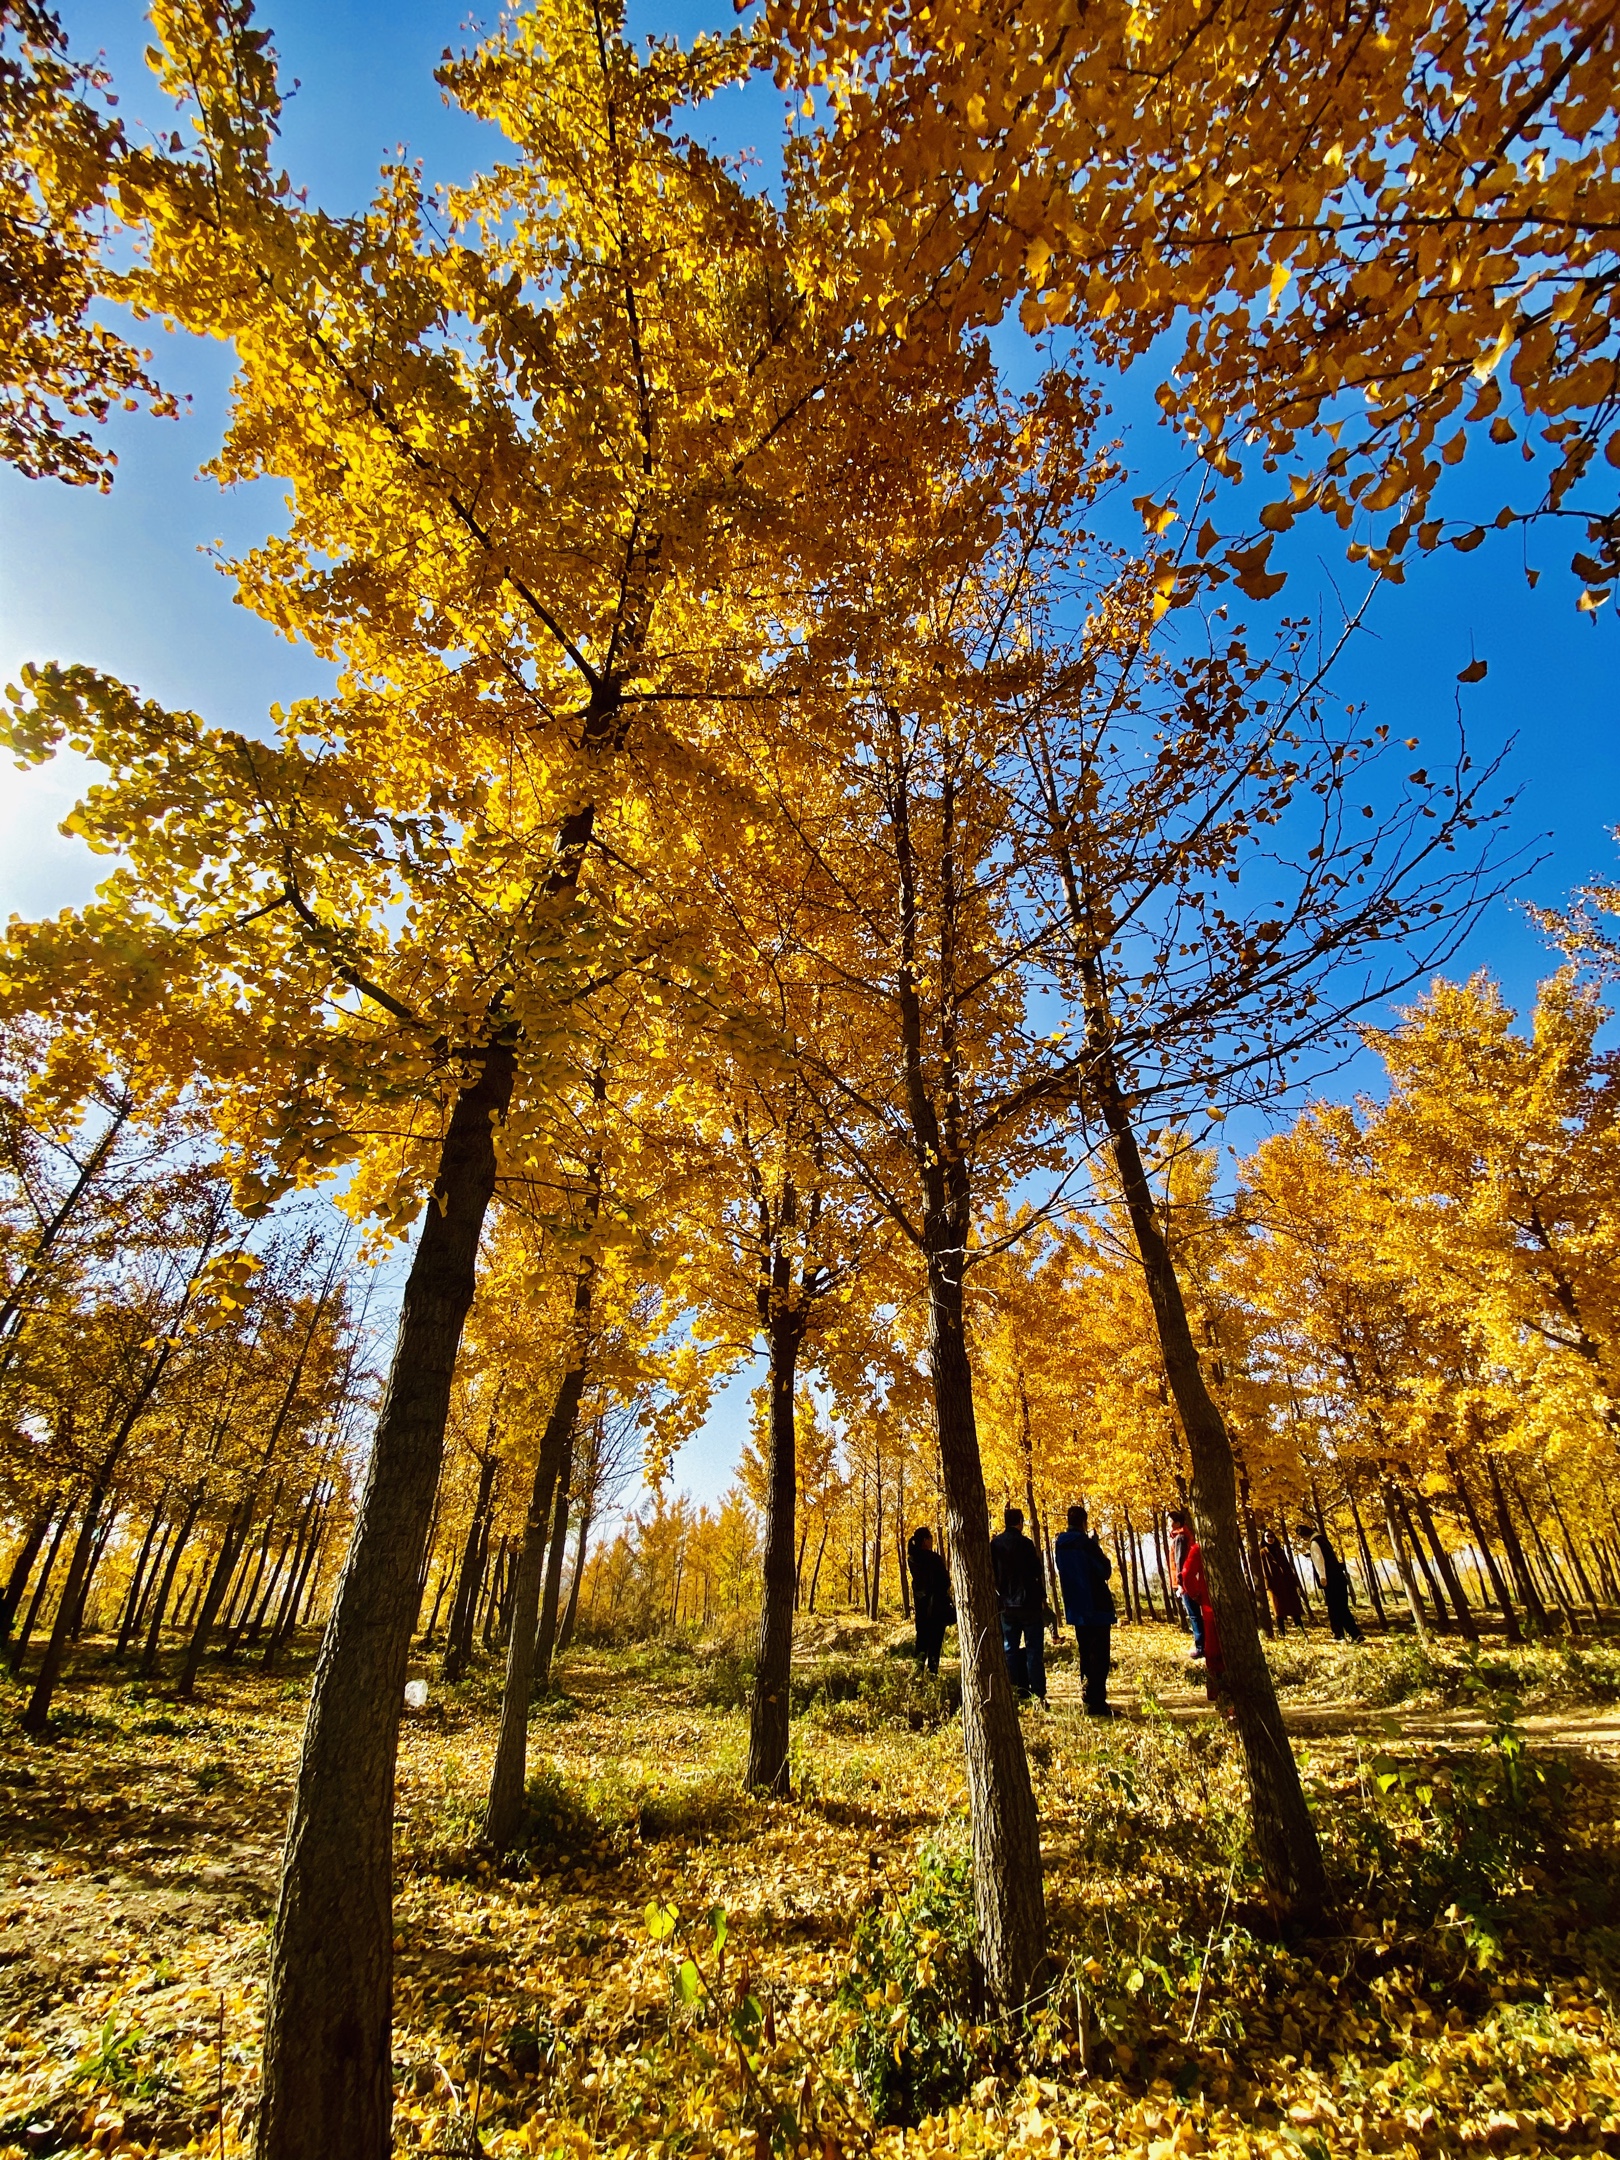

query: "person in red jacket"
xmin=1178 ymin=1530 xmax=1229 ymax=1711
xmin=1167 ymin=1507 xmax=1205 ymax=1659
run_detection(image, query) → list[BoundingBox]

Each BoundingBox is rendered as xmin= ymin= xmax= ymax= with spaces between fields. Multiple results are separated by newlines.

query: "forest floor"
xmin=2 ymin=1621 xmax=1620 ymax=2158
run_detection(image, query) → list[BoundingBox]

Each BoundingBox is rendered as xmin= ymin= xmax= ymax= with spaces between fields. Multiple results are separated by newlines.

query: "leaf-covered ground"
xmin=2 ymin=1622 xmax=1619 ymax=2158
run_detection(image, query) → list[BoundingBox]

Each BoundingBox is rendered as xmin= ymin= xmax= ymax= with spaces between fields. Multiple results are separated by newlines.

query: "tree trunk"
xmin=0 ymin=1502 xmax=56 ymax=1646
xmin=1486 ymin=1451 xmax=1546 ymax=1625
xmin=532 ymin=1426 xmax=574 ymax=1693
xmin=0 ymin=1091 xmax=132 ymax=1376
xmin=1445 ymin=1445 xmax=1521 ymax=1642
xmin=1542 ymin=1473 xmax=1598 ymax=1608
xmin=1112 ymin=1524 xmax=1132 ymax=1622
xmin=245 ymin=1529 xmax=298 ymax=1649
xmin=419 ymin=1560 xmax=451 ymax=1647
xmin=296 ymin=1517 xmax=329 ymax=1627
xmin=8 ymin=1498 xmax=72 ymax=1674
xmin=807 ymin=1519 xmax=829 ymax=1613
xmin=224 ymin=1492 xmax=282 ymax=1658
xmin=747 ymin=1305 xmax=805 ymax=1794
xmin=1381 ymin=1483 xmax=1430 ymax=1644
xmin=483 ymin=1256 xmax=594 ymax=1853
xmin=23 ymin=1275 xmax=202 ymax=1729
xmin=1395 ymin=1489 xmax=1446 ymax=1632
xmin=1408 ymin=1485 xmax=1478 ymax=1641
xmin=479 ymin=1538 xmax=505 ymax=1649
xmin=129 ymin=1513 xmax=176 ymax=1646
xmin=1514 ymin=1471 xmax=1580 ymax=1631
xmin=178 ymin=1503 xmax=255 ymax=1699
xmin=1346 ymin=1486 xmax=1387 ymax=1624
xmin=558 ymin=1502 xmax=591 ymax=1655
xmin=262 ymin=1482 xmax=323 ymax=1668
xmin=69 ymin=1503 xmax=120 ymax=1639
xmin=869 ymin=1438 xmax=885 ymax=1622
xmin=928 ymin=1237 xmax=1049 ymax=2011
xmin=1153 ymin=1512 xmax=1182 ymax=1631
xmin=441 ymin=1451 xmax=497 ymax=1682
xmin=1100 ymin=1088 xmax=1327 ymax=1917
xmin=268 ymin=1490 xmax=330 ymax=1664
xmin=1235 ymin=1464 xmax=1272 ymax=1638
xmin=142 ymin=1486 xmax=204 ymax=1675
xmin=21 ymin=1487 xmax=111 ymax=1728
xmin=114 ymin=1494 xmax=170 ymax=1660
xmin=257 ymin=1038 xmax=512 ymax=2160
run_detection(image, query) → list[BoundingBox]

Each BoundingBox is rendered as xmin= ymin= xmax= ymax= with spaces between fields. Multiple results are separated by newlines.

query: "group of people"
xmin=1168 ymin=1508 xmax=1364 ymax=1700
xmin=907 ymin=1503 xmax=1364 ymax=1715
xmin=907 ymin=1503 xmax=1118 ymax=1716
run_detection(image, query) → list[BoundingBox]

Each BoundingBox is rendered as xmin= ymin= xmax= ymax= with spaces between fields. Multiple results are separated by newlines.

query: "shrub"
xmin=838 ymin=1830 xmax=980 ymax=2125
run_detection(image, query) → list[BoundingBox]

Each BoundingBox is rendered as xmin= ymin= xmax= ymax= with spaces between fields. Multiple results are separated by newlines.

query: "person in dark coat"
xmin=1298 ymin=1520 xmax=1363 ymax=1641
xmin=990 ymin=1505 xmax=1047 ymax=1703
xmin=1260 ymin=1529 xmax=1307 ymax=1633
xmin=907 ymin=1526 xmax=953 ymax=1676
xmin=1168 ymin=1507 xmax=1206 ymax=1658
xmin=1053 ymin=1503 xmax=1116 ymax=1715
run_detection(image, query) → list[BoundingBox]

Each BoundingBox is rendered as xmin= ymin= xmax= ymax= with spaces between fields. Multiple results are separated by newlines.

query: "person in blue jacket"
xmin=1053 ymin=1504 xmax=1117 ymax=1716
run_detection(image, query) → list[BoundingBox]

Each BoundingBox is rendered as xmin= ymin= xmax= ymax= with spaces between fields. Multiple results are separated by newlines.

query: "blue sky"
xmin=2 ymin=0 xmax=1615 ymax=1506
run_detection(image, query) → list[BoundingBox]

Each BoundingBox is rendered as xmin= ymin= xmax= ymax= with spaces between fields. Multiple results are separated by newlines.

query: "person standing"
xmin=1053 ymin=1504 xmax=1116 ymax=1716
xmin=1178 ymin=1526 xmax=1228 ymax=1711
xmin=1260 ymin=1529 xmax=1307 ymax=1634
xmin=907 ymin=1526 xmax=953 ymax=1676
xmin=990 ymin=1504 xmax=1047 ymax=1704
xmin=1168 ymin=1507 xmax=1206 ymax=1659
xmin=1299 ymin=1519 xmax=1363 ymax=1641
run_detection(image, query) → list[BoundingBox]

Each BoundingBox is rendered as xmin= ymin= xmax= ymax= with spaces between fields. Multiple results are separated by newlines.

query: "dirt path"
xmin=1042 ymin=1641 xmax=1620 ymax=1760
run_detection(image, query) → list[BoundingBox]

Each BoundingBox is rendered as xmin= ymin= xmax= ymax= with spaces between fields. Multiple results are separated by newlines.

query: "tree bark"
xmin=1033 ymin=726 xmax=1326 ymax=1915
xmin=0 ymin=1502 xmax=56 ymax=1646
xmin=268 ymin=1489 xmax=330 ymax=1664
xmin=8 ymin=1498 xmax=72 ymax=1674
xmin=807 ymin=1518 xmax=829 ymax=1613
xmin=178 ymin=1503 xmax=255 ymax=1698
xmin=441 ymin=1450 xmax=497 ymax=1682
xmin=1408 ymin=1485 xmax=1478 ymax=1641
xmin=1486 ymin=1451 xmax=1547 ymax=1625
xmin=141 ymin=1485 xmax=204 ymax=1675
xmin=1396 ymin=1489 xmax=1447 ymax=1632
xmin=1346 ymin=1486 xmax=1387 ymax=1624
xmin=483 ymin=1243 xmax=594 ymax=1853
xmin=558 ymin=1501 xmax=591 ymax=1655
xmin=224 ymin=1490 xmax=282 ymax=1657
xmin=0 ymin=1090 xmax=132 ymax=1378
xmin=22 ymin=1487 xmax=110 ymax=1727
xmin=1542 ymin=1472 xmax=1598 ymax=1608
xmin=746 ymin=1304 xmax=805 ymax=1794
xmin=1445 ymin=1443 xmax=1521 ymax=1641
xmin=532 ymin=1426 xmax=574 ymax=1692
xmin=1381 ymin=1483 xmax=1430 ymax=1645
xmin=1099 ymin=1085 xmax=1327 ymax=1917
xmin=257 ymin=1038 xmax=512 ymax=2160
xmin=0 ymin=1512 xmax=53 ymax=1639
xmin=882 ymin=721 xmax=1049 ymax=2010
xmin=23 ymin=1259 xmax=206 ymax=1731
xmin=1513 ymin=1471 xmax=1580 ymax=1630
xmin=114 ymin=1493 xmax=170 ymax=1660
xmin=262 ymin=1482 xmax=323 ymax=1668
xmin=1235 ymin=1462 xmax=1272 ymax=1638
xmin=929 ymin=1233 xmax=1049 ymax=2007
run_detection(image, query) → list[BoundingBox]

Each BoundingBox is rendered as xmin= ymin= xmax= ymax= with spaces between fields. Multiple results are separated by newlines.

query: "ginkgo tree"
xmin=769 ymin=0 xmax=1620 ymax=608
xmin=0 ymin=0 xmax=905 ymax=2148
xmin=0 ymin=0 xmax=175 ymax=484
